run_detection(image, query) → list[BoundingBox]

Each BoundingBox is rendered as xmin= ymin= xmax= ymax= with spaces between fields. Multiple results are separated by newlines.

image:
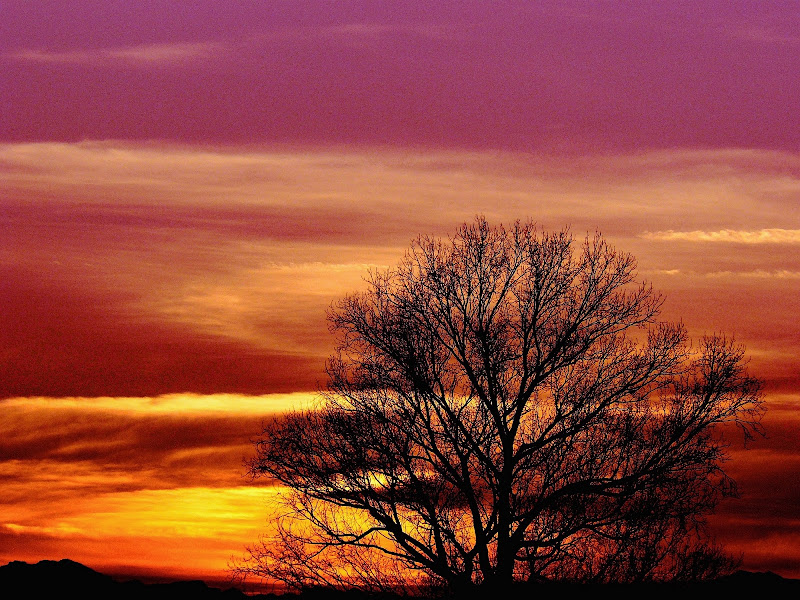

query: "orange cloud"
xmin=641 ymin=229 xmax=800 ymax=244
xmin=0 ymin=393 xmax=299 ymax=583
xmin=0 ymin=486 xmax=275 ymax=585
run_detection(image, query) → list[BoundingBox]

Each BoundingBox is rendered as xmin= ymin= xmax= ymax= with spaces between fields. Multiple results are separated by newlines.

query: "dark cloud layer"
xmin=0 ymin=402 xmax=266 ymax=492
xmin=2 ymin=200 xmax=415 ymax=247
xmin=0 ymin=265 xmax=324 ymax=398
xmin=2 ymin=2 xmax=799 ymax=151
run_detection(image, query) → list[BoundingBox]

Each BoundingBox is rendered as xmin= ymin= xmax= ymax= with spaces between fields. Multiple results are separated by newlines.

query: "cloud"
xmin=650 ymin=269 xmax=800 ymax=279
xmin=2 ymin=142 xmax=800 ymax=398
xmin=2 ymin=143 xmax=799 ymax=233
xmin=251 ymin=21 xmax=466 ymax=47
xmin=3 ymin=391 xmax=798 ymax=580
xmin=3 ymin=2 xmax=800 ymax=150
xmin=0 ymin=390 xmax=294 ymax=581
xmin=1 ymin=393 xmax=313 ymax=416
xmin=0 ymin=259 xmax=330 ymax=398
xmin=6 ymin=41 xmax=222 ymax=67
xmin=712 ymin=420 xmax=800 ymax=576
xmin=727 ymin=25 xmax=800 ymax=47
xmin=0 ymin=393 xmax=300 ymax=490
xmin=0 ymin=393 xmax=312 ymax=476
xmin=0 ymin=144 xmax=797 ymax=580
xmin=641 ymin=229 xmax=800 ymax=244
xmin=0 ymin=485 xmax=276 ymax=582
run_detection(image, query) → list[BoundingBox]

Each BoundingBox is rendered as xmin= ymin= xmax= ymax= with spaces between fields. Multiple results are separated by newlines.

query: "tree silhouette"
xmin=237 ymin=218 xmax=763 ymax=594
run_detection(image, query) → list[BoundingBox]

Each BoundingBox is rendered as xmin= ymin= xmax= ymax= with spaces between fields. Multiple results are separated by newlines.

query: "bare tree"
xmin=237 ymin=217 xmax=763 ymax=594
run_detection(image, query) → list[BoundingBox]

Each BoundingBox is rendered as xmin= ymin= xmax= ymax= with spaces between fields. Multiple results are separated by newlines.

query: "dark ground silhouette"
xmin=1 ymin=559 xmax=798 ymax=600
xmin=0 ymin=559 xmax=271 ymax=599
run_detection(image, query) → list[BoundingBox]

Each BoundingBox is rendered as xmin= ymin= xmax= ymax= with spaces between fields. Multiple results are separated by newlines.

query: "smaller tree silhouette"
xmin=237 ymin=218 xmax=763 ymax=594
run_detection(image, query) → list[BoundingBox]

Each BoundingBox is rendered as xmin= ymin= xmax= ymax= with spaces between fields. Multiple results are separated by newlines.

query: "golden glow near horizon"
xmin=1 ymin=392 xmax=316 ymax=416
xmin=0 ymin=392 xmax=299 ymax=581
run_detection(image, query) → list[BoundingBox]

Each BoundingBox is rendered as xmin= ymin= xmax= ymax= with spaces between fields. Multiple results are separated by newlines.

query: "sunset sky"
xmin=1 ymin=1 xmax=799 ymax=587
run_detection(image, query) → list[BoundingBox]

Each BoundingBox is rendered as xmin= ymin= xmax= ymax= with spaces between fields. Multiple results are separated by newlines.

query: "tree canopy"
xmin=237 ymin=217 xmax=763 ymax=594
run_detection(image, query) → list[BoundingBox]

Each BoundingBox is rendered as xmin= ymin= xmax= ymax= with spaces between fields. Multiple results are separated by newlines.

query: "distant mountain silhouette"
xmin=0 ymin=559 xmax=798 ymax=599
xmin=0 ymin=559 xmax=275 ymax=599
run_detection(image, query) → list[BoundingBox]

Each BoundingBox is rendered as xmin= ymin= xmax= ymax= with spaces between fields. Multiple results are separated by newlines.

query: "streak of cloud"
xmin=650 ymin=269 xmax=800 ymax=279
xmin=6 ymin=41 xmax=223 ymax=66
xmin=642 ymin=229 xmax=800 ymax=244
